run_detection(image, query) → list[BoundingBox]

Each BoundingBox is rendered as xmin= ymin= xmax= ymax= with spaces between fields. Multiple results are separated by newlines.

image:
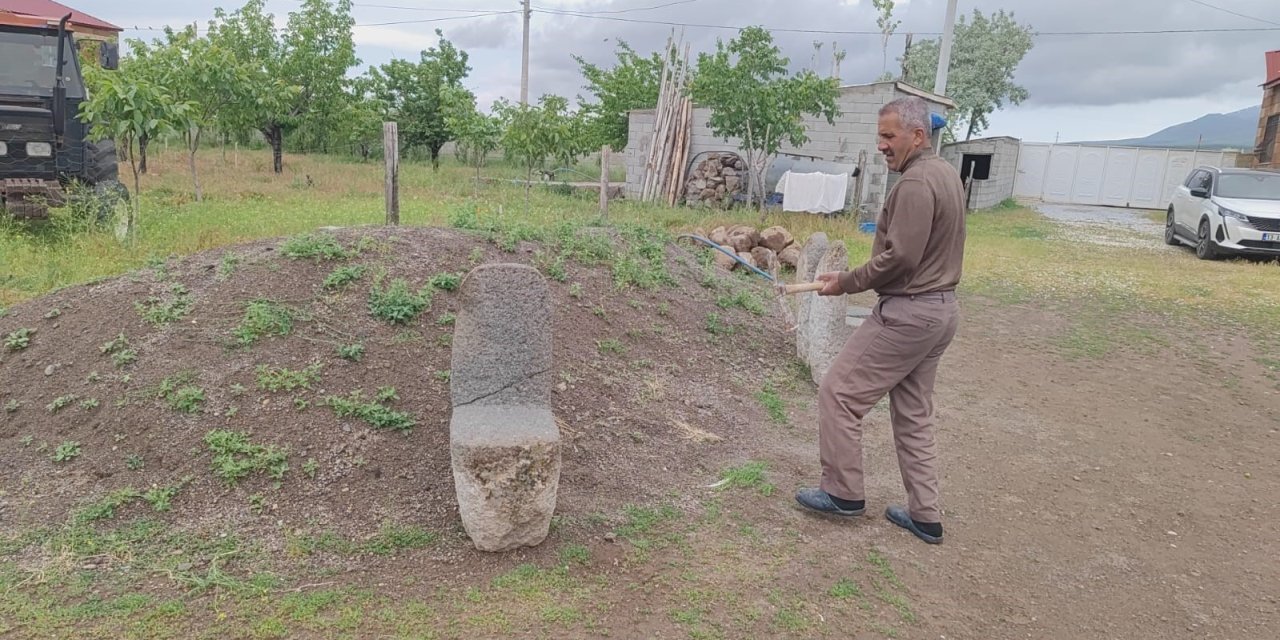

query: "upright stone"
xmin=794 ymin=232 xmax=829 ymax=360
xmin=449 ymin=264 xmax=560 ymax=552
xmin=807 ymin=241 xmax=854 ymax=385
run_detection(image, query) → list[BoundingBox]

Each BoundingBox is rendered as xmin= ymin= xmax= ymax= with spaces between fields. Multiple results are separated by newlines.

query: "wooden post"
xmin=384 ymin=122 xmax=399 ymax=226
xmin=599 ymin=145 xmax=610 ymax=219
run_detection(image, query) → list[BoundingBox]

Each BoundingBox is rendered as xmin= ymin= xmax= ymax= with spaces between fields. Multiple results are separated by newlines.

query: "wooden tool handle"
xmin=781 ymin=281 xmax=827 ymax=295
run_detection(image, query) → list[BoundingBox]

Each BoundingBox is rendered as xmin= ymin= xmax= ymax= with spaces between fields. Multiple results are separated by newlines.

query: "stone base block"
xmin=450 ymin=404 xmax=561 ymax=552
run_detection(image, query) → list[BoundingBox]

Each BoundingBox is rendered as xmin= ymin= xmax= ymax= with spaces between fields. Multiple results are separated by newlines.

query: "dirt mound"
xmin=0 ymin=225 xmax=799 ymax=555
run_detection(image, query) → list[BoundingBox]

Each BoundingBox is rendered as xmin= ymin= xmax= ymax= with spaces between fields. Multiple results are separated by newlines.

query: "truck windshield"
xmin=0 ymin=31 xmax=59 ymax=94
xmin=1216 ymin=173 xmax=1280 ymax=201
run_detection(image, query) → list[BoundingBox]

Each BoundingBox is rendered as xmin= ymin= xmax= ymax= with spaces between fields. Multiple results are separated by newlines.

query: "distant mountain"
xmin=1076 ymin=105 xmax=1260 ymax=150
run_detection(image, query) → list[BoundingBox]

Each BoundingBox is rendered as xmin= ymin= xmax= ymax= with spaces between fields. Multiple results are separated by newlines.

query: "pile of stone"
xmin=684 ymin=153 xmax=748 ymax=206
xmin=696 ymin=224 xmax=799 ymax=273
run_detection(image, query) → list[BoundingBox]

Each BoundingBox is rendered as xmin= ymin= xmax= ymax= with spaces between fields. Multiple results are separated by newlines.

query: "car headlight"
xmin=0 ymin=142 xmax=7 ymax=156
xmin=1218 ymin=206 xmax=1247 ymax=222
xmin=26 ymin=142 xmax=53 ymax=158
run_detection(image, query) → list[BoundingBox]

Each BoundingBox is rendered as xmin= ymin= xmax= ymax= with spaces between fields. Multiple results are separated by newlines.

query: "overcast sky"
xmin=69 ymin=0 xmax=1280 ymax=143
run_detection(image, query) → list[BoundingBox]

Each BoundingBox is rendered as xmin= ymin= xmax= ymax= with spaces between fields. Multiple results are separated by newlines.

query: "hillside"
xmin=1077 ymin=105 xmax=1259 ymax=149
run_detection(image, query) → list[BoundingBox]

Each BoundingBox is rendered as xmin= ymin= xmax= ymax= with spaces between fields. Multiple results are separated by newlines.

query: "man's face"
xmin=877 ymin=112 xmax=926 ymax=172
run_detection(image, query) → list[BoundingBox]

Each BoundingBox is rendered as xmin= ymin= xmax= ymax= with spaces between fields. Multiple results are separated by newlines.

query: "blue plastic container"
xmin=858 ymin=222 xmax=877 ymax=234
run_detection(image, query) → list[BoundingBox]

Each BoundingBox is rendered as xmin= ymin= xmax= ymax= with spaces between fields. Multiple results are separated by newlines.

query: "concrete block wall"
xmin=624 ymin=82 xmax=945 ymax=212
xmin=942 ymin=137 xmax=1020 ymax=210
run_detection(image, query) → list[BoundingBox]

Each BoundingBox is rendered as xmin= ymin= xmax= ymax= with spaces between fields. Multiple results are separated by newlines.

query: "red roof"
xmin=0 ymin=0 xmax=120 ymax=32
xmin=1267 ymin=50 xmax=1280 ymax=89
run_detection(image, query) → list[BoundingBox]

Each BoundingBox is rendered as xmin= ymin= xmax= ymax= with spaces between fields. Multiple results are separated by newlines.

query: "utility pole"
xmin=933 ymin=0 xmax=959 ymax=152
xmin=520 ymin=0 xmax=531 ymax=105
xmin=934 ymin=0 xmax=959 ymax=96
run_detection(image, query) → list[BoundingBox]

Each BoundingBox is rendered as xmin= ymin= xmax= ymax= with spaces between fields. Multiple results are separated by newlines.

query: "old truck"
xmin=0 ymin=11 xmax=121 ymax=219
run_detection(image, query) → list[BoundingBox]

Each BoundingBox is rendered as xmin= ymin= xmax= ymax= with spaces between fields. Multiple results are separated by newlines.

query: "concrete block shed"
xmin=941 ymin=136 xmax=1021 ymax=210
xmin=623 ymin=81 xmax=954 ymax=215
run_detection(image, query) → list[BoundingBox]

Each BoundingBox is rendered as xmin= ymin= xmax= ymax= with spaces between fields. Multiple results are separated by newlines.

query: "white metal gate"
xmin=1013 ymin=143 xmax=1239 ymax=209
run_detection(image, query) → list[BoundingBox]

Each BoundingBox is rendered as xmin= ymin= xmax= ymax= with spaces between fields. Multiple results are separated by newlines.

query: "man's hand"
xmin=815 ymin=272 xmax=844 ymax=296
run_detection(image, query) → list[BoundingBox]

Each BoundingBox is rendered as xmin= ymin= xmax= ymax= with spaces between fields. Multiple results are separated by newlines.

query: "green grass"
xmin=368 ymin=278 xmax=432 ymax=324
xmin=109 ymin=342 xmax=139 ymax=368
xmin=52 ymin=440 xmax=82 ymax=462
xmin=256 ymin=362 xmax=323 ymax=392
xmin=336 ymin=342 xmax=365 ymax=361
xmin=233 ymin=300 xmax=294 ymax=347
xmin=325 ymin=389 xmax=416 ymax=431
xmin=829 ymin=578 xmax=863 ymax=599
xmin=4 ymin=327 xmax=33 ymax=351
xmin=713 ymin=461 xmax=775 ymax=496
xmin=204 ymin=429 xmax=289 ymax=486
xmin=362 ymin=523 xmax=438 ymax=555
xmin=135 ymin=283 xmax=194 ymax=326
xmin=281 ymin=232 xmax=353 ymax=261
xmin=46 ymin=394 xmax=78 ymax=413
xmin=322 ymin=264 xmax=367 ymax=290
xmin=715 ymin=289 xmax=767 ymax=315
xmin=596 ymin=338 xmax=625 ymax=355
xmin=755 ymin=382 xmax=787 ymax=424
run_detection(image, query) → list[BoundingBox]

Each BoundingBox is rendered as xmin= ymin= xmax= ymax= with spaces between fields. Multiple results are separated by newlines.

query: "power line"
xmin=531 ymin=0 xmax=704 ymax=15
xmin=350 ymin=3 xmax=511 ymax=12
xmin=356 ymin=10 xmax=519 ymax=28
xmin=1183 ymin=0 xmax=1280 ymax=27
xmin=531 ymin=8 xmax=1280 ymax=36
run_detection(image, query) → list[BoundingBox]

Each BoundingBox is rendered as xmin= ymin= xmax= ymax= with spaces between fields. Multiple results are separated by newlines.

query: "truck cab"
xmin=0 ymin=12 xmax=119 ymax=219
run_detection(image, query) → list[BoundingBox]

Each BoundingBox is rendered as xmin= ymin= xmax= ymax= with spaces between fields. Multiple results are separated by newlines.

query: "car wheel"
xmin=1196 ymin=219 xmax=1219 ymax=261
xmin=1164 ymin=207 xmax=1179 ymax=245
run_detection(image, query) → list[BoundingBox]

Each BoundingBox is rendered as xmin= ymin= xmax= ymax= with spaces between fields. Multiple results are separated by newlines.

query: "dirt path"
xmin=769 ymin=297 xmax=1280 ymax=639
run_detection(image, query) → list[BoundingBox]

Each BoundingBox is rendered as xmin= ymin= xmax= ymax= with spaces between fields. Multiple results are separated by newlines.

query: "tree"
xmin=689 ymin=26 xmax=840 ymax=215
xmin=337 ymin=78 xmax=386 ymax=161
xmin=208 ymin=0 xmax=358 ymax=174
xmin=873 ymin=0 xmax=901 ymax=81
xmin=367 ymin=30 xmax=471 ymax=171
xmin=79 ymin=64 xmax=189 ymax=241
xmin=441 ymin=87 xmax=502 ymax=196
xmin=903 ymin=9 xmax=1033 ymax=141
xmin=132 ymin=26 xmax=251 ymax=201
xmin=495 ymin=94 xmax=584 ymax=208
xmin=572 ymin=41 xmax=669 ymax=152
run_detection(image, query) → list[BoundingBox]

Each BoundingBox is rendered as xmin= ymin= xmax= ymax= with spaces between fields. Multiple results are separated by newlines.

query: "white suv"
xmin=1166 ymin=167 xmax=1280 ymax=260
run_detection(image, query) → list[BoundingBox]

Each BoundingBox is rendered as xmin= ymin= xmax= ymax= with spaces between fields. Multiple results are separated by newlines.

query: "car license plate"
xmin=1265 ymin=233 xmax=1278 ymax=242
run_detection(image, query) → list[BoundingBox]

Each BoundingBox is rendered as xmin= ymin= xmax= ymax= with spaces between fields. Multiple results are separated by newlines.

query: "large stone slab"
xmin=807 ymin=241 xmax=854 ymax=385
xmin=794 ymin=232 xmax=829 ymax=361
xmin=449 ymin=264 xmax=560 ymax=552
xmin=451 ymin=264 xmax=552 ymax=408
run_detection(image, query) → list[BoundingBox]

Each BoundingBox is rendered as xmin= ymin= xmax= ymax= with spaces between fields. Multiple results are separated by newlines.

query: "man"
xmin=794 ymin=96 xmax=966 ymax=545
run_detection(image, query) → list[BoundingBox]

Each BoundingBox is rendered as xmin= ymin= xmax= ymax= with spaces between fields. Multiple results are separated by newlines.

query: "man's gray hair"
xmin=879 ymin=96 xmax=931 ymax=133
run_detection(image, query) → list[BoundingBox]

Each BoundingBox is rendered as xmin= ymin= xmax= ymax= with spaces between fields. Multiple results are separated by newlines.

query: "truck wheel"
xmin=85 ymin=139 xmax=120 ymax=185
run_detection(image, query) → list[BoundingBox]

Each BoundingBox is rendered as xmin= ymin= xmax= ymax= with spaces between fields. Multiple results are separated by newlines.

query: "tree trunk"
xmin=429 ymin=144 xmax=442 ymax=172
xmin=138 ymin=134 xmax=149 ymax=175
xmin=262 ymin=125 xmax=284 ymax=174
xmin=128 ymin=139 xmax=140 ymax=243
xmin=965 ymin=110 xmax=980 ymax=141
xmin=474 ymin=164 xmax=481 ymax=199
xmin=525 ymin=166 xmax=533 ymax=213
xmin=187 ymin=128 xmax=204 ymax=202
